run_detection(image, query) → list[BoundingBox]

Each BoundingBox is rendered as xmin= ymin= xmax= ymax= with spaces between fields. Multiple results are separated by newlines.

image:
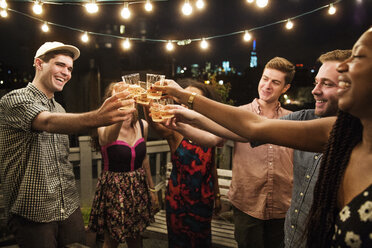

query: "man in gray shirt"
xmin=281 ymin=49 xmax=351 ymax=247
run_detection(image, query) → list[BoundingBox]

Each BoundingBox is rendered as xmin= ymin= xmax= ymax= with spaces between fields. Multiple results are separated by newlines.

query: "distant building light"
xmin=205 ymin=80 xmax=210 ymax=85
xmin=0 ymin=80 xmax=3 ymax=84
xmin=105 ymin=43 xmax=112 ymax=48
xmin=296 ymin=64 xmax=303 ymax=67
xmin=218 ymin=80 xmax=224 ymax=85
xmin=7 ymin=70 xmax=11 ymax=74
xmin=283 ymin=94 xmax=288 ymax=99
xmin=286 ymin=99 xmax=291 ymax=104
xmin=181 ymin=70 xmax=185 ymax=73
xmin=183 ymin=67 xmax=187 ymax=70
xmin=311 ymin=69 xmax=315 ymax=73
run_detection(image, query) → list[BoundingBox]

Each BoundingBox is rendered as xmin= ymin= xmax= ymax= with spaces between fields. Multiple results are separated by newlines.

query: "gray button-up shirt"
xmin=280 ymin=109 xmax=321 ymax=248
xmin=0 ymin=83 xmax=79 ymax=222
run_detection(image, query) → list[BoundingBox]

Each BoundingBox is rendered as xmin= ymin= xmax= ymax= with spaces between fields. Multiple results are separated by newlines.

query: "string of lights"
xmin=1 ymin=0 xmax=343 ymax=51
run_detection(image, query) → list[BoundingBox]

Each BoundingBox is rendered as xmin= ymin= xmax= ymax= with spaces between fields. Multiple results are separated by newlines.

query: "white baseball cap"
xmin=35 ymin=41 xmax=80 ymax=60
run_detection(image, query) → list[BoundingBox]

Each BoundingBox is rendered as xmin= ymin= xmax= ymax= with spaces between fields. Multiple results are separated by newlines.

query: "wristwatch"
xmin=187 ymin=92 xmax=197 ymax=109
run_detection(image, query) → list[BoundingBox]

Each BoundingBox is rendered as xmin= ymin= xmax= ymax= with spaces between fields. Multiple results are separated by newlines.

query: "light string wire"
xmin=3 ymin=0 xmax=342 ymax=44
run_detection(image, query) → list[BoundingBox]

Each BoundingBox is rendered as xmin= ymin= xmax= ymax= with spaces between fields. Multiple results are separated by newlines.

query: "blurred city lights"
xmin=256 ymin=0 xmax=268 ymax=8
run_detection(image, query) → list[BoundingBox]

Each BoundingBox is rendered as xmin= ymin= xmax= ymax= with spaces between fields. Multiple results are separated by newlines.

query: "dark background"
xmin=0 ymin=0 xmax=371 ymax=113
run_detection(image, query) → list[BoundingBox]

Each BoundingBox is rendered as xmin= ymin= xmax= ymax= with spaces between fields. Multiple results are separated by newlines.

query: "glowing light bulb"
xmin=33 ymin=1 xmax=43 ymax=15
xmin=196 ymin=0 xmax=204 ymax=9
xmin=285 ymin=19 xmax=293 ymax=30
xmin=122 ymin=38 xmax=131 ymax=50
xmin=81 ymin=32 xmax=89 ymax=43
xmin=41 ymin=22 xmax=49 ymax=32
xmin=243 ymin=31 xmax=251 ymax=41
xmin=256 ymin=0 xmax=268 ymax=8
xmin=328 ymin=4 xmax=336 ymax=15
xmin=145 ymin=0 xmax=152 ymax=12
xmin=121 ymin=3 xmax=131 ymax=19
xmin=200 ymin=38 xmax=208 ymax=49
xmin=85 ymin=1 xmax=98 ymax=14
xmin=246 ymin=0 xmax=254 ymax=3
xmin=0 ymin=0 xmax=7 ymax=9
xmin=166 ymin=41 xmax=174 ymax=51
xmin=0 ymin=9 xmax=7 ymax=18
xmin=182 ymin=0 xmax=192 ymax=16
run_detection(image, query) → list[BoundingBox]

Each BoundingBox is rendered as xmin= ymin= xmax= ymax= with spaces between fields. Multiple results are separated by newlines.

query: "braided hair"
xmin=306 ymin=110 xmax=363 ymax=247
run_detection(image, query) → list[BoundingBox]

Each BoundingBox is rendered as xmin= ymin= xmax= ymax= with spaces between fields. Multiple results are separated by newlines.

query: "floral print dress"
xmin=166 ymin=139 xmax=216 ymax=248
xmin=332 ymin=184 xmax=372 ymax=248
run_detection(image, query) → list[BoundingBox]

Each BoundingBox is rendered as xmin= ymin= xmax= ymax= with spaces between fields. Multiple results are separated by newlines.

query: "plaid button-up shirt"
xmin=0 ymin=83 xmax=80 ymax=222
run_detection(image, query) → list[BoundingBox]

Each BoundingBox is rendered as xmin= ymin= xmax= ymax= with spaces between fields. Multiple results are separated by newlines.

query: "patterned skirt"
xmin=88 ymin=168 xmax=154 ymax=242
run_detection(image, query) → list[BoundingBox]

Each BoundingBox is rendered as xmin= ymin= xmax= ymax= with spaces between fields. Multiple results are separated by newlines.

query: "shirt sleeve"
xmin=0 ymin=90 xmax=49 ymax=132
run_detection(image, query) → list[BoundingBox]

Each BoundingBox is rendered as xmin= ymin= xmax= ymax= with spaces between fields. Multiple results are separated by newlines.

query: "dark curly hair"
xmin=177 ymin=78 xmax=221 ymax=102
xmin=306 ymin=111 xmax=363 ymax=247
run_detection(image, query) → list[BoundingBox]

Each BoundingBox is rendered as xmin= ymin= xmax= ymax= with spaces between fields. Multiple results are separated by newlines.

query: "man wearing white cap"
xmin=0 ymin=42 xmax=135 ymax=247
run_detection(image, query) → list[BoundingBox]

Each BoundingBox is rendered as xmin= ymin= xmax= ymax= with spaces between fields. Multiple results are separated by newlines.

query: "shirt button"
xmin=291 ymin=225 xmax=295 ymax=229
xmin=300 ymin=192 xmax=304 ymax=196
xmin=314 ymin=155 xmax=318 ymax=159
xmin=269 ymin=162 xmax=273 ymax=166
xmin=294 ymin=209 xmax=298 ymax=213
xmin=306 ymin=175 xmax=310 ymax=179
xmin=60 ymin=208 xmax=65 ymax=214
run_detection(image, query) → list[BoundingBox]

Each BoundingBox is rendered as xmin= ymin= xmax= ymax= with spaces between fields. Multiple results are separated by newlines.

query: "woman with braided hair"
xmin=153 ymin=27 xmax=372 ymax=247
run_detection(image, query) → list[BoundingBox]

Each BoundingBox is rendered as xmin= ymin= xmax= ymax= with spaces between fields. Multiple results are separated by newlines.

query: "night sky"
xmin=0 ymin=0 xmax=371 ymax=74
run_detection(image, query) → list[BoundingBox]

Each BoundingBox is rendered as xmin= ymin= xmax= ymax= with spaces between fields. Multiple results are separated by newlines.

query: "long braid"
xmin=306 ymin=111 xmax=363 ymax=247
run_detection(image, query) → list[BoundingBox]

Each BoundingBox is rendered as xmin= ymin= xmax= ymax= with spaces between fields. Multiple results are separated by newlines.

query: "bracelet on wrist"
xmin=148 ymin=187 xmax=156 ymax=193
xmin=187 ymin=92 xmax=197 ymax=109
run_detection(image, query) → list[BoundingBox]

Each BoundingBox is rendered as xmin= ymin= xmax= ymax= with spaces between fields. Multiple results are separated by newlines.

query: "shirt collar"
xmin=252 ymin=98 xmax=281 ymax=116
xmin=27 ymin=83 xmax=55 ymax=105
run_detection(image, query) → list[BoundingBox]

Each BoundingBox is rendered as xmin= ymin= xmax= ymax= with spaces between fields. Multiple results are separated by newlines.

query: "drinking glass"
xmin=146 ymin=74 xmax=165 ymax=99
xmin=113 ymin=82 xmax=134 ymax=110
xmin=149 ymin=100 xmax=164 ymax=122
xmin=160 ymin=98 xmax=175 ymax=119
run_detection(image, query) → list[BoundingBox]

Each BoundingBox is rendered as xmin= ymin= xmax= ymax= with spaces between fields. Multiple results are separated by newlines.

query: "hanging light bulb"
xmin=200 ymin=38 xmax=208 ymax=49
xmin=121 ymin=2 xmax=131 ymax=19
xmin=122 ymin=38 xmax=131 ymax=50
xmin=328 ymin=4 xmax=336 ymax=15
xmin=0 ymin=9 xmax=7 ymax=18
xmin=196 ymin=0 xmax=205 ymax=10
xmin=166 ymin=41 xmax=174 ymax=51
xmin=81 ymin=32 xmax=89 ymax=43
xmin=33 ymin=1 xmax=43 ymax=15
xmin=41 ymin=22 xmax=49 ymax=32
xmin=243 ymin=30 xmax=252 ymax=42
xmin=0 ymin=0 xmax=7 ymax=9
xmin=256 ymin=0 xmax=268 ymax=8
xmin=144 ymin=0 xmax=153 ymax=12
xmin=182 ymin=0 xmax=192 ymax=16
xmin=285 ymin=19 xmax=293 ymax=30
xmin=85 ymin=0 xmax=98 ymax=14
xmin=246 ymin=0 xmax=254 ymax=3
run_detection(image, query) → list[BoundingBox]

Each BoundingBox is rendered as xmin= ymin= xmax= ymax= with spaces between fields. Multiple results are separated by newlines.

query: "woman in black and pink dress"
xmin=89 ymin=82 xmax=157 ymax=248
